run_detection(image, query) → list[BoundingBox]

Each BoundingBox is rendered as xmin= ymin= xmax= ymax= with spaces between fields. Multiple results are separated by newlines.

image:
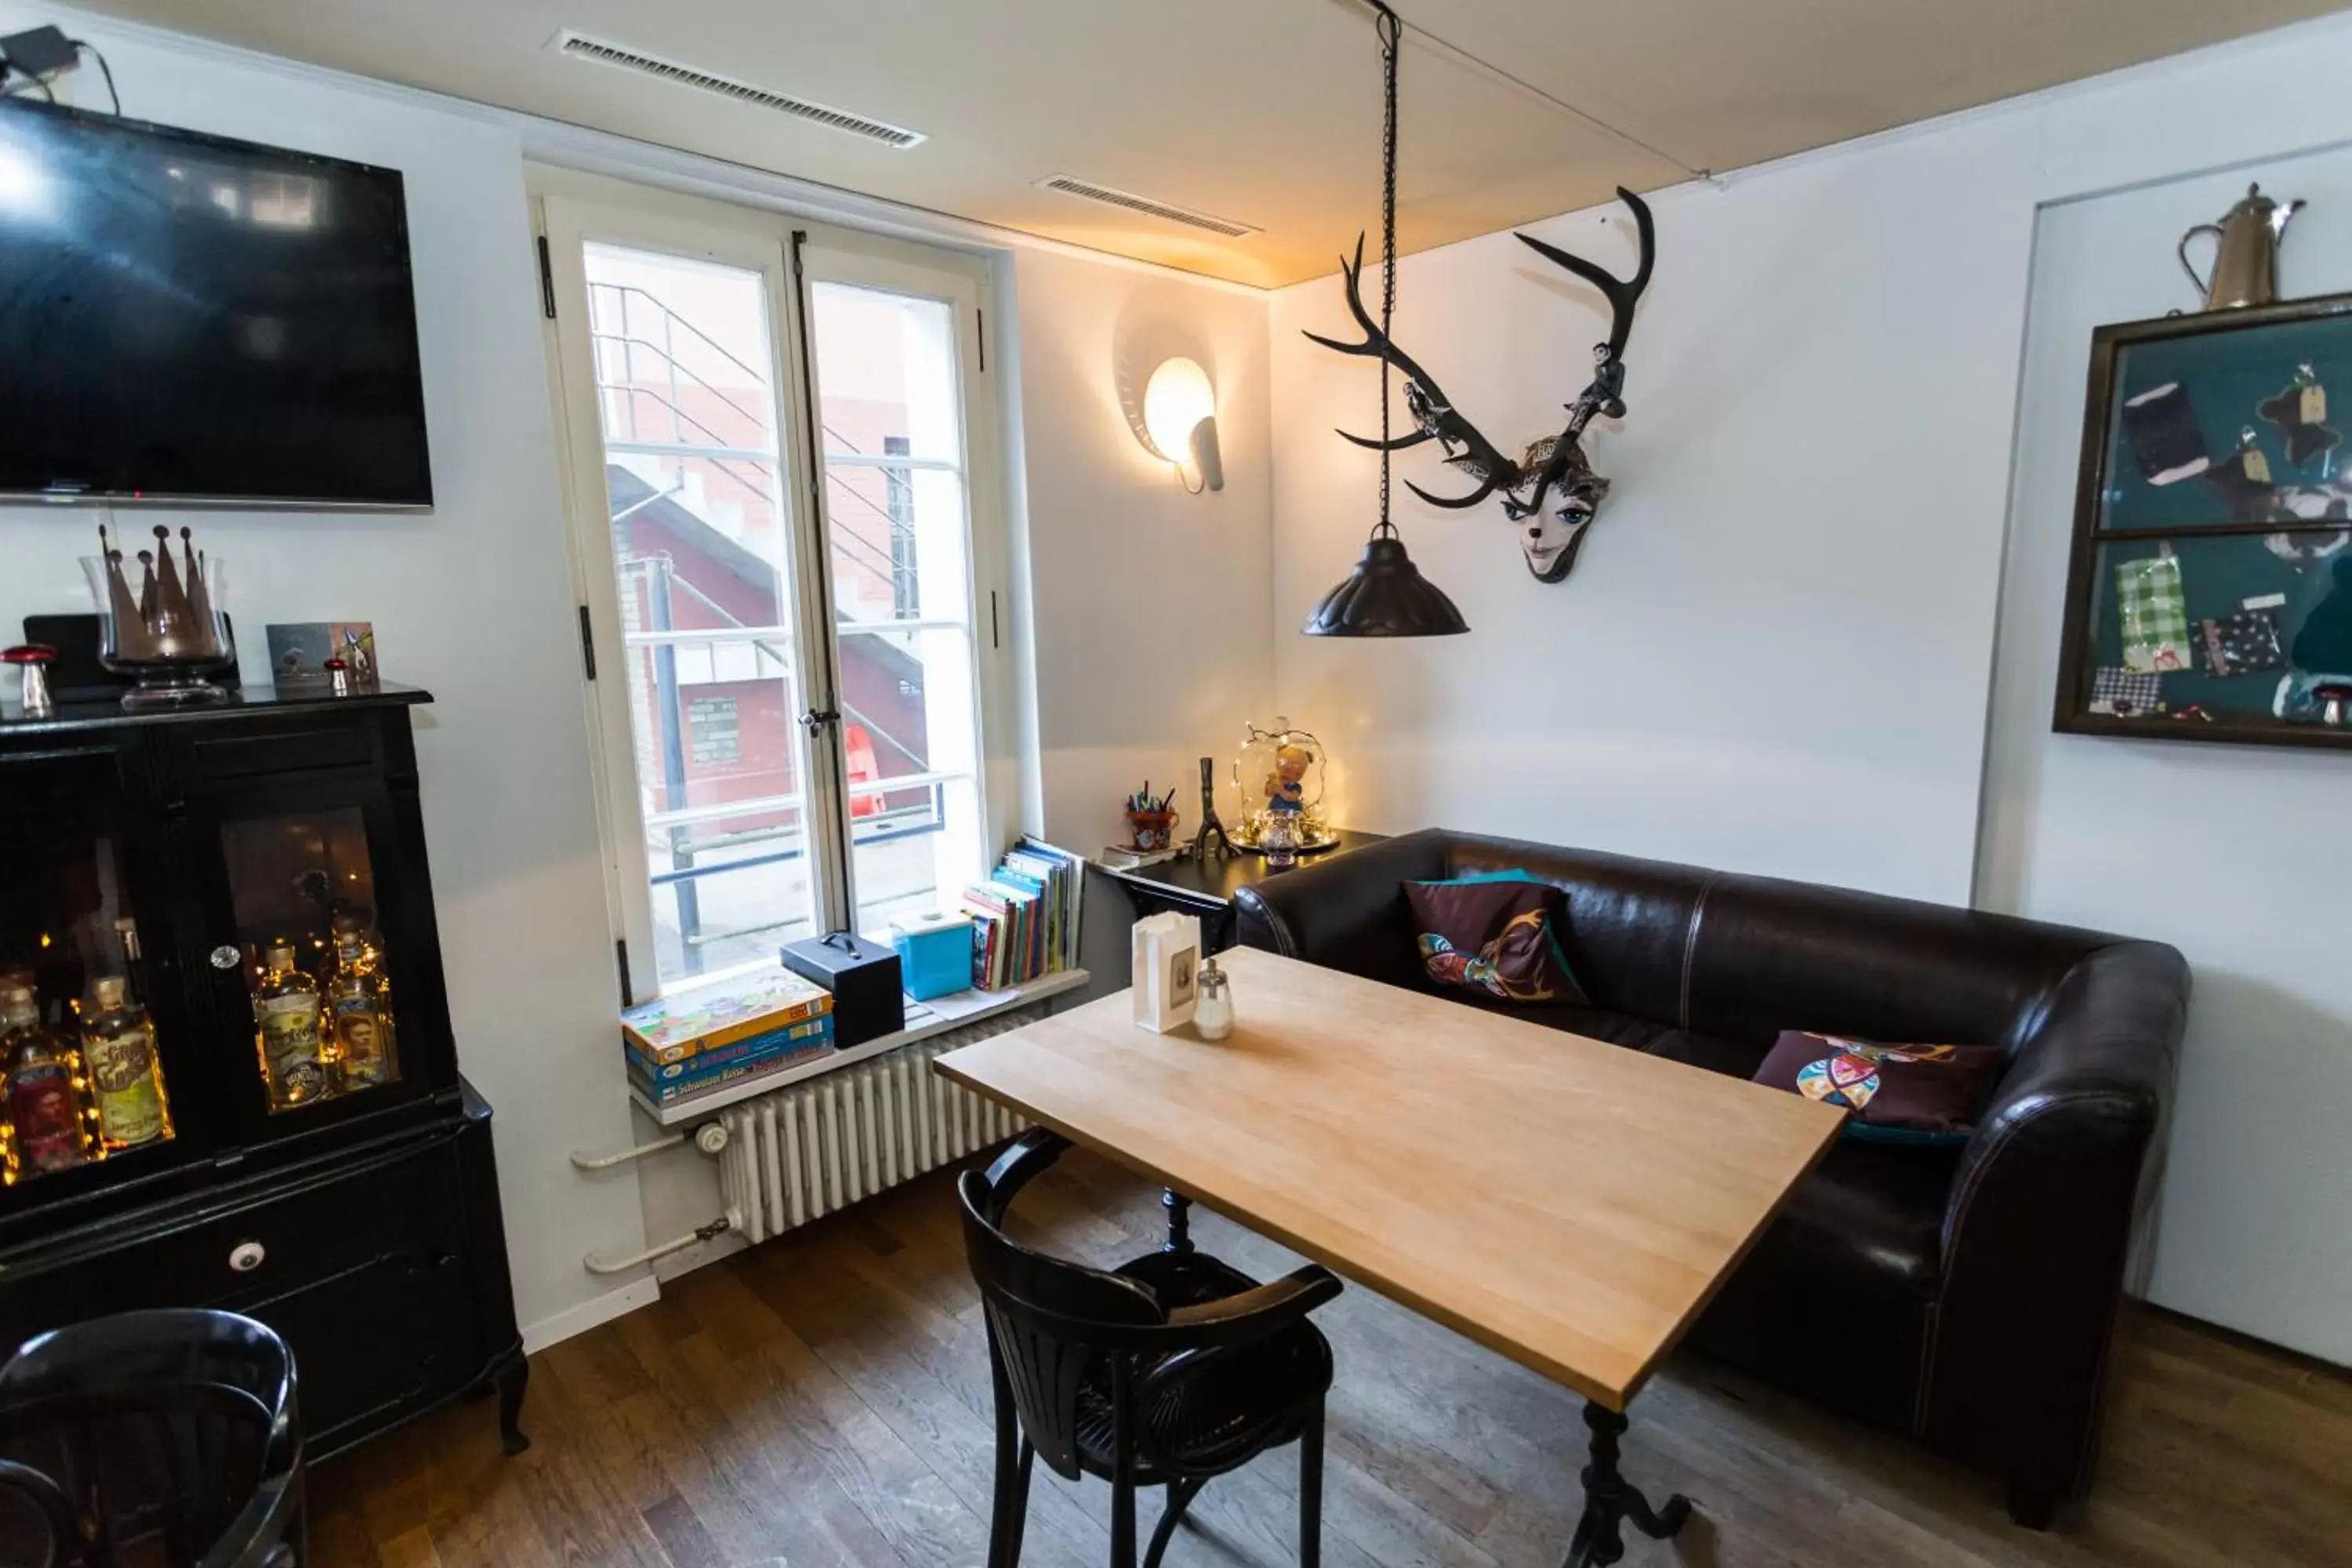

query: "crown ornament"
xmin=82 ymin=524 xmax=234 ymax=709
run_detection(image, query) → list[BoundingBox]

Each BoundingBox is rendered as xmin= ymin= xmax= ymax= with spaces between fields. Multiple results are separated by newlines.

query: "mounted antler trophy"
xmin=1307 ymin=187 xmax=1657 ymax=583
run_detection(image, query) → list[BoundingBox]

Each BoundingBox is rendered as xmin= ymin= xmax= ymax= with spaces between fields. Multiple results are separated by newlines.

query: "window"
xmin=538 ymin=178 xmax=1007 ymax=999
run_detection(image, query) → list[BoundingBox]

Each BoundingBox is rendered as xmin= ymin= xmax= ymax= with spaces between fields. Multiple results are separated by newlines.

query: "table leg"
xmin=1559 ymin=1401 xmax=1690 ymax=1568
xmin=1161 ymin=1189 xmax=1193 ymax=1255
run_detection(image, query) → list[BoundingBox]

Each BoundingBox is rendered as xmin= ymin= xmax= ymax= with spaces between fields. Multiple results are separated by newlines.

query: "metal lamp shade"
xmin=1301 ymin=534 xmax=1468 ymax=637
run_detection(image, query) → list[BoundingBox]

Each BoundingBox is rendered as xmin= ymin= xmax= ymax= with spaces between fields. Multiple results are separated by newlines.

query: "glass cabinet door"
xmin=0 ymin=748 xmax=180 ymax=1190
xmin=215 ymin=807 xmax=405 ymax=1116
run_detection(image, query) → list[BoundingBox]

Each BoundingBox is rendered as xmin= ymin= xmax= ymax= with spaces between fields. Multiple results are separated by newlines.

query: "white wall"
xmin=1981 ymin=143 xmax=2352 ymax=1366
xmin=0 ymin=8 xmax=1276 ymax=1343
xmin=0 ymin=4 xmax=655 ymax=1345
xmin=1271 ymin=122 xmax=2037 ymax=901
xmin=1010 ymin=246 xmax=1275 ymax=853
xmin=1269 ymin=13 xmax=2352 ymax=1361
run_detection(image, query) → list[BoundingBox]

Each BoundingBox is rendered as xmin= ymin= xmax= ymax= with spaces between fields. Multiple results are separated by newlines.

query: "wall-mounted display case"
xmin=2056 ymin=291 xmax=2352 ymax=749
xmin=0 ymin=681 xmax=524 ymax=1458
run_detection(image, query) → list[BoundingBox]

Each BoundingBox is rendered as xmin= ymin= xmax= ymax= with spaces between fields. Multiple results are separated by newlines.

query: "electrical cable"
xmin=1382 ymin=7 xmax=1708 ymax=183
xmin=71 ymin=41 xmax=118 ymax=115
xmin=1 ymin=67 xmax=56 ymax=103
xmin=1374 ymin=1 xmax=1399 ymax=539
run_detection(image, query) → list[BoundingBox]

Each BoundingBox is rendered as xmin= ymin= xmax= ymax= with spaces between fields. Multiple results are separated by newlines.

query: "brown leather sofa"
xmin=1232 ymin=829 xmax=2188 ymax=1526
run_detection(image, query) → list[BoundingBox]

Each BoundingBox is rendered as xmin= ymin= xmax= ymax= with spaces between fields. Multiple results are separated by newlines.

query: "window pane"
xmin=649 ymin=807 xmax=821 ymax=980
xmin=854 ymin=775 xmax=981 ymax=938
xmin=585 ymin=242 xmax=815 ymax=986
xmin=826 ymin=466 xmax=970 ymax=625
xmin=811 ymin=282 xmax=963 ymax=465
xmin=840 ymin=626 xmax=978 ymax=782
xmin=621 ymin=641 xmax=800 ymax=822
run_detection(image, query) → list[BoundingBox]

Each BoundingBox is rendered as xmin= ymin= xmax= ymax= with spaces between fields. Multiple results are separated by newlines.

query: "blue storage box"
xmin=891 ymin=913 xmax=974 ymax=1001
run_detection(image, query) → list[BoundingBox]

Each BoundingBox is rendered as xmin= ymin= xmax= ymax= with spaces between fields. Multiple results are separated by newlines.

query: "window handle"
xmin=799 ymin=707 xmax=840 ymax=735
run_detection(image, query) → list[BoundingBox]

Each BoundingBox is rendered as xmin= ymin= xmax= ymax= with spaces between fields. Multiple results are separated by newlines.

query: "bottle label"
xmin=85 ymin=1029 xmax=165 ymax=1146
xmin=256 ymin=994 xmax=326 ymax=1105
xmin=11 ymin=1066 xmax=84 ymax=1174
xmin=332 ymin=998 xmax=392 ymax=1087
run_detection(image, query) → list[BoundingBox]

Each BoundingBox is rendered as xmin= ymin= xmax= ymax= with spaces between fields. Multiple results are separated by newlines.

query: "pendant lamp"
xmin=1302 ymin=1 xmax=1466 ymax=638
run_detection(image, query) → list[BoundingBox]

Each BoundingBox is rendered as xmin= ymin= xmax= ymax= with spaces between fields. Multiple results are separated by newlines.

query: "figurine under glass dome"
xmin=1232 ymin=717 xmax=1336 ymax=853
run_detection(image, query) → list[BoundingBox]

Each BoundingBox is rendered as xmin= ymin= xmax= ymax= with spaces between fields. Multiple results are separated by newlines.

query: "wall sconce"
xmin=1142 ymin=357 xmax=1223 ymax=492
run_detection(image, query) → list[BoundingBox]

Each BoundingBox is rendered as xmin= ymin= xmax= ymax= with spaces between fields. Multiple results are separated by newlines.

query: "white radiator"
xmin=713 ymin=1016 xmax=1034 ymax=1244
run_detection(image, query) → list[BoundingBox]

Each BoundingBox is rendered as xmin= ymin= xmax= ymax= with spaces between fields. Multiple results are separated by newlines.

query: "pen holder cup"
xmin=1126 ymin=809 xmax=1178 ymax=852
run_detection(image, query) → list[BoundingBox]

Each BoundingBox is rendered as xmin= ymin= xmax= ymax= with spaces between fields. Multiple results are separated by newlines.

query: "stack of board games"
xmin=960 ymin=838 xmax=1083 ymax=990
xmin=622 ymin=966 xmax=836 ymax=1109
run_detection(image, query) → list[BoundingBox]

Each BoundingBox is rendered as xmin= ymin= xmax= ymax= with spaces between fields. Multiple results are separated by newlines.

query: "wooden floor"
xmin=310 ymin=1152 xmax=2352 ymax=1568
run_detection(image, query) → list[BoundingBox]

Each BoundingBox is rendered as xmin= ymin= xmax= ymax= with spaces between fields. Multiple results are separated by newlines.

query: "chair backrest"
xmin=956 ymin=1134 xmax=1167 ymax=1479
xmin=0 ymin=1308 xmax=304 ymax=1568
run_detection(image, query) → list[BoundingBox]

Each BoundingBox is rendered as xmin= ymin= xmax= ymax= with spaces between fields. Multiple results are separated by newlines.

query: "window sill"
xmin=628 ymin=967 xmax=1091 ymax=1127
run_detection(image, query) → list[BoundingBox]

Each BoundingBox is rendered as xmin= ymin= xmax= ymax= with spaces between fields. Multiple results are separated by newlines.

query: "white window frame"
xmin=531 ymin=169 xmax=1013 ymax=1004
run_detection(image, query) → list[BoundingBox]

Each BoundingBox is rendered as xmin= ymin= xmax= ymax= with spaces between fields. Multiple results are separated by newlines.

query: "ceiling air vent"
xmin=553 ymin=31 xmax=925 ymax=150
xmin=1035 ymin=175 xmax=1259 ymax=238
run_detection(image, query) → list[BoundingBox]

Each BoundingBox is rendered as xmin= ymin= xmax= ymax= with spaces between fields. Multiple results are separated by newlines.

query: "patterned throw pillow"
xmin=1403 ymin=873 xmax=1588 ymax=1006
xmin=1752 ymin=1030 xmax=2006 ymax=1146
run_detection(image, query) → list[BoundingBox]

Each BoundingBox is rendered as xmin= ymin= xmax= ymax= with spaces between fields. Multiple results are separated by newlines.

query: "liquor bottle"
xmin=82 ymin=975 xmax=169 ymax=1150
xmin=1 ymin=985 xmax=89 ymax=1178
xmin=252 ymin=943 xmax=330 ymax=1109
xmin=114 ymin=916 xmax=147 ymax=1007
xmin=325 ymin=971 xmax=394 ymax=1091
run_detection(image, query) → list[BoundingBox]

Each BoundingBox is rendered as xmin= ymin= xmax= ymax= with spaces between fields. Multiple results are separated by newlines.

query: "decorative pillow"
xmin=1753 ymin=1030 xmax=2005 ymax=1146
xmin=1404 ymin=872 xmax=1588 ymax=1006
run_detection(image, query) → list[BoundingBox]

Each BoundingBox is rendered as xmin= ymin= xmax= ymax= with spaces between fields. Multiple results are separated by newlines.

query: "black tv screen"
xmin=0 ymin=101 xmax=431 ymax=507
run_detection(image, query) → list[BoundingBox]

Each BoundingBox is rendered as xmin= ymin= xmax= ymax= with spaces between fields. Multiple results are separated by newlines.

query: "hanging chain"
xmin=1375 ymin=2 xmax=1400 ymax=539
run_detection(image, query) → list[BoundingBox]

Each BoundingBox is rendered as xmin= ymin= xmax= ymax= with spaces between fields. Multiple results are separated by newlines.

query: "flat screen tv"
xmin=0 ymin=100 xmax=432 ymax=508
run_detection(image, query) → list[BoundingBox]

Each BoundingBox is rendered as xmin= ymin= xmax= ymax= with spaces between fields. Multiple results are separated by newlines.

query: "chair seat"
xmin=1072 ymin=1250 xmax=1334 ymax=1483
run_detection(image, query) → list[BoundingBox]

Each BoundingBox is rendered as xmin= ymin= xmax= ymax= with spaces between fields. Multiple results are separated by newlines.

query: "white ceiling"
xmin=80 ymin=0 xmax=2347 ymax=286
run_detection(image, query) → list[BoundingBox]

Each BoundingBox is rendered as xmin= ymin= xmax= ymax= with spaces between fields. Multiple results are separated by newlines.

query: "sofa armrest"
xmin=1232 ymin=829 xmax=1448 ymax=983
xmin=1924 ymin=938 xmax=2188 ymax=1508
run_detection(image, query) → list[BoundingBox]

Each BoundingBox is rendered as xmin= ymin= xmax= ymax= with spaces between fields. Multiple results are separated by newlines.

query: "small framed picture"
xmin=267 ymin=622 xmax=377 ymax=693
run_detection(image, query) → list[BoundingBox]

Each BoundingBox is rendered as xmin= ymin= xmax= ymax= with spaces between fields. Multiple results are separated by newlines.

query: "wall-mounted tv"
xmin=0 ymin=100 xmax=432 ymax=509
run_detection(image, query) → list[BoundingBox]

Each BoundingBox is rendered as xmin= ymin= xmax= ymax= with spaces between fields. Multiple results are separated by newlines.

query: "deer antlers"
xmin=1306 ymin=187 xmax=1657 ymax=524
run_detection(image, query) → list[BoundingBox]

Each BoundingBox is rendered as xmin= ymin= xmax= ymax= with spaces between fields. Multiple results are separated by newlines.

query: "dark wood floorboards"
xmin=310 ymin=1151 xmax=2352 ymax=1567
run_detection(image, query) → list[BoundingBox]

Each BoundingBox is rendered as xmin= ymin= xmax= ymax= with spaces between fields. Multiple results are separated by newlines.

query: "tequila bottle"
xmin=252 ymin=943 xmax=329 ymax=1109
xmin=83 ymin=975 xmax=169 ymax=1150
xmin=2 ymin=985 xmax=90 ymax=1178
xmin=326 ymin=971 xmax=394 ymax=1091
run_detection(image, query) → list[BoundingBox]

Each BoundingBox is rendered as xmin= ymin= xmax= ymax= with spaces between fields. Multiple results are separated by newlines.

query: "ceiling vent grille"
xmin=554 ymin=31 xmax=925 ymax=150
xmin=1035 ymin=175 xmax=1260 ymax=238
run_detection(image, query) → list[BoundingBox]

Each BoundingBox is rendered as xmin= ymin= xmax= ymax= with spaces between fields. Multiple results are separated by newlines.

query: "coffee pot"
xmin=2180 ymin=183 xmax=2303 ymax=311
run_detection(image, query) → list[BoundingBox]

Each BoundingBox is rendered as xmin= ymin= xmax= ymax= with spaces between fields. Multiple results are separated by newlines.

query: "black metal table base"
xmin=1561 ymin=1402 xmax=1690 ymax=1568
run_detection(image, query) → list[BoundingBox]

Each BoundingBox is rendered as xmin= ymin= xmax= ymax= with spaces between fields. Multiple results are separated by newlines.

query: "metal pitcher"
xmin=2180 ymin=183 xmax=2303 ymax=310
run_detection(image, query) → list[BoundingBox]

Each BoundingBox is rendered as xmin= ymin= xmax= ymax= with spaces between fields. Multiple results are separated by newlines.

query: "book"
xmin=625 ymin=1014 xmax=833 ymax=1082
xmin=627 ymin=1037 xmax=838 ymax=1107
xmin=621 ymin=966 xmax=833 ymax=1065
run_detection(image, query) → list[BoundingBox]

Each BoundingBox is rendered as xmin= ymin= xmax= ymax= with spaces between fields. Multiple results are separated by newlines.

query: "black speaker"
xmin=780 ymin=932 xmax=904 ymax=1047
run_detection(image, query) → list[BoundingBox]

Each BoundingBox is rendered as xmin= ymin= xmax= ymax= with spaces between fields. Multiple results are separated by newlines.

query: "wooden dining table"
xmin=935 ymin=944 xmax=1842 ymax=1567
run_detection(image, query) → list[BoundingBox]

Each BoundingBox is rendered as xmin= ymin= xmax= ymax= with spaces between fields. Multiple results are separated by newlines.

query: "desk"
xmin=1083 ymin=829 xmax=1388 ymax=979
xmin=935 ymin=946 xmax=1841 ymax=1566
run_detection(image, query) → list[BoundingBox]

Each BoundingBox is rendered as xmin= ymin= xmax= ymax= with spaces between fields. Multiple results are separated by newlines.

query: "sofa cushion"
xmin=1405 ymin=873 xmax=1588 ymax=1006
xmin=1753 ymin=1030 xmax=2006 ymax=1147
xmin=1641 ymin=1028 xmax=1770 ymax=1078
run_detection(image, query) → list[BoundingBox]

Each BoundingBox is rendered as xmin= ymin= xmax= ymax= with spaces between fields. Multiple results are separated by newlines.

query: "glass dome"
xmin=1231 ymin=717 xmax=1335 ymax=852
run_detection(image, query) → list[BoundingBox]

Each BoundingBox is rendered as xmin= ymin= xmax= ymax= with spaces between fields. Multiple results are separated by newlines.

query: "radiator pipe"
xmin=583 ymin=1208 xmax=740 ymax=1276
xmin=568 ymin=1121 xmax=728 ymax=1172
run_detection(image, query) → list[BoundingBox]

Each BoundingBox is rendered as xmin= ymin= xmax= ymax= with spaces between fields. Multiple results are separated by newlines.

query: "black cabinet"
xmin=0 ymin=684 xmax=525 ymax=1459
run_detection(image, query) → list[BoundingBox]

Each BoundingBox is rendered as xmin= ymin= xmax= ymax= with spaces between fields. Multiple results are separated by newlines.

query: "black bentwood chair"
xmin=958 ymin=1131 xmax=1341 ymax=1568
xmin=0 ymin=1309 xmax=306 ymax=1567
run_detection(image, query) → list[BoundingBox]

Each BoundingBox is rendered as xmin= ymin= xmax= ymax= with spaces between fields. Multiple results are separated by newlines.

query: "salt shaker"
xmin=1193 ymin=956 xmax=1233 ymax=1041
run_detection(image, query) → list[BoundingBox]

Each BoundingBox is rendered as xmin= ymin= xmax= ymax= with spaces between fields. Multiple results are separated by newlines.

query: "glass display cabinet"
xmin=0 ymin=679 xmax=524 ymax=1459
xmin=2057 ymin=292 xmax=2352 ymax=748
